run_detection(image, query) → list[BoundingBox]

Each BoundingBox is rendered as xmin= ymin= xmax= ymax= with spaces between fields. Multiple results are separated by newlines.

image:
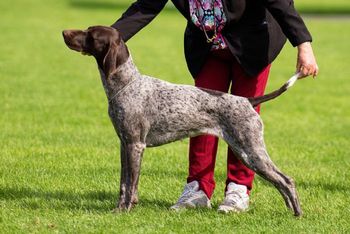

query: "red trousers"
xmin=187 ymin=49 xmax=271 ymax=198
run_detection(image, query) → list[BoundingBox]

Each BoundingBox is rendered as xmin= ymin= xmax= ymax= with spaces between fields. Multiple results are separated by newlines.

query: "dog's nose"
xmin=62 ymin=30 xmax=71 ymax=39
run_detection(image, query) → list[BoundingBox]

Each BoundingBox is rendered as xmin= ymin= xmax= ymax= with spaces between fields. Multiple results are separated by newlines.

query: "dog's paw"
xmin=111 ymin=207 xmax=121 ymax=213
xmin=113 ymin=200 xmax=134 ymax=213
xmin=131 ymin=195 xmax=139 ymax=204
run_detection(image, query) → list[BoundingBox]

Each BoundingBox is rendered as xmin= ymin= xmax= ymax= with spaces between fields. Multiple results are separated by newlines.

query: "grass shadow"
xmin=69 ymin=0 xmax=350 ymax=16
xmin=69 ymin=0 xmax=177 ymax=12
xmin=0 ymin=186 xmax=183 ymax=212
xmin=255 ymin=177 xmax=350 ymax=193
xmin=138 ymin=197 xmax=173 ymax=209
xmin=298 ymin=181 xmax=350 ymax=193
xmin=70 ymin=0 xmax=130 ymax=10
xmin=0 ymin=186 xmax=116 ymax=201
xmin=0 ymin=186 xmax=117 ymax=211
xmin=299 ymin=8 xmax=350 ymax=15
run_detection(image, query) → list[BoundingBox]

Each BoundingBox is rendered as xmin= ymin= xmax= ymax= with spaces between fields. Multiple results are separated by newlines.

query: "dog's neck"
xmin=98 ymin=55 xmax=141 ymax=100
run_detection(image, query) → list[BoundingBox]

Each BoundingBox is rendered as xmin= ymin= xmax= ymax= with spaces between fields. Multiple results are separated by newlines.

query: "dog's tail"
xmin=248 ymin=73 xmax=301 ymax=107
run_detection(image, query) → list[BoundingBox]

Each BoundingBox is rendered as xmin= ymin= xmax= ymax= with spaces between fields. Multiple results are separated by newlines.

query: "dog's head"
xmin=62 ymin=26 xmax=129 ymax=78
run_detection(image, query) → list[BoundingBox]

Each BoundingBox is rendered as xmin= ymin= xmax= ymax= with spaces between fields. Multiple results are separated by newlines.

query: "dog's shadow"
xmin=0 ymin=186 xmax=173 ymax=212
xmin=3 ymin=180 xmax=346 ymax=212
xmin=0 ymin=186 xmax=116 ymax=211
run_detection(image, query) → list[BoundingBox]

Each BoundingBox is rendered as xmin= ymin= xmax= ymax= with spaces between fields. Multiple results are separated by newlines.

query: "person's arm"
xmin=263 ymin=0 xmax=319 ymax=78
xmin=111 ymin=0 xmax=168 ymax=42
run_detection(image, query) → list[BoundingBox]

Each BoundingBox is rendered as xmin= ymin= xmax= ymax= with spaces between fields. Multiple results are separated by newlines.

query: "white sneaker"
xmin=170 ymin=181 xmax=211 ymax=211
xmin=218 ymin=182 xmax=249 ymax=213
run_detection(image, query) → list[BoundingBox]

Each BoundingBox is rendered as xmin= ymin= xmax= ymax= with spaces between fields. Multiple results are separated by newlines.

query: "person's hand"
xmin=296 ymin=42 xmax=319 ymax=79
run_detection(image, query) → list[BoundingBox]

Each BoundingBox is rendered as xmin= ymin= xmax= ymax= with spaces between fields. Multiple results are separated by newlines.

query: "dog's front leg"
xmin=116 ymin=142 xmax=145 ymax=211
xmin=116 ymin=142 xmax=128 ymax=211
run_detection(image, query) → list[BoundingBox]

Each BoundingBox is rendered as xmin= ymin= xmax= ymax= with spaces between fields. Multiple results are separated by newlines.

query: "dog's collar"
xmin=108 ymin=77 xmax=138 ymax=103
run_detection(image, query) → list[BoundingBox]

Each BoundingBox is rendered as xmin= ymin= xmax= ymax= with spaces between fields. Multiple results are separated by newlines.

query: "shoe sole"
xmin=217 ymin=205 xmax=248 ymax=214
xmin=170 ymin=203 xmax=211 ymax=211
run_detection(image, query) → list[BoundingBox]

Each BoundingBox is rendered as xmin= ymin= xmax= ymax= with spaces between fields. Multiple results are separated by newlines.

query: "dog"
xmin=63 ymin=25 xmax=302 ymax=216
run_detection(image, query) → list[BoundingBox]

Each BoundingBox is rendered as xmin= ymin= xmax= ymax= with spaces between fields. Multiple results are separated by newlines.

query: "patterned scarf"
xmin=189 ymin=0 xmax=228 ymax=49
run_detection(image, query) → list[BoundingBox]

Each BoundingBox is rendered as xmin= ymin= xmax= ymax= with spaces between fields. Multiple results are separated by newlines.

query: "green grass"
xmin=1 ymin=0 xmax=350 ymax=233
xmin=295 ymin=0 xmax=350 ymax=14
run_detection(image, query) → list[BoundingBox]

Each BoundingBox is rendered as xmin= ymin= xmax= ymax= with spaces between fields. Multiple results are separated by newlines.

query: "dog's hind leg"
xmin=246 ymin=148 xmax=301 ymax=216
xmin=222 ymin=126 xmax=302 ymax=216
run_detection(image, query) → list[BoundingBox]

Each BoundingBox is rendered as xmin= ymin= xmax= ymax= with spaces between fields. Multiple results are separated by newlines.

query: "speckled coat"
xmin=63 ymin=26 xmax=302 ymax=216
xmin=103 ymin=53 xmax=301 ymax=216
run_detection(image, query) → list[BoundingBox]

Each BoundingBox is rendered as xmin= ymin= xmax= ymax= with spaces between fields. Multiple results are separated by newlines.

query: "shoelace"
xmin=224 ymin=191 xmax=244 ymax=206
xmin=177 ymin=186 xmax=197 ymax=203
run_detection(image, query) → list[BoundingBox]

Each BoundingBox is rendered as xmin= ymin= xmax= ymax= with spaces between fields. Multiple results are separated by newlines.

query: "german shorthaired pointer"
xmin=63 ymin=26 xmax=302 ymax=216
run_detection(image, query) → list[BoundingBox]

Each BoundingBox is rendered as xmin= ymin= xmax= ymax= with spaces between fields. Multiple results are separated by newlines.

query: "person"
xmin=111 ymin=0 xmax=318 ymax=213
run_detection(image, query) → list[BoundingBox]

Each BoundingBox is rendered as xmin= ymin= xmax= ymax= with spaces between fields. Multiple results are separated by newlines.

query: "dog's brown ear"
xmin=103 ymin=41 xmax=129 ymax=79
xmin=103 ymin=40 xmax=119 ymax=79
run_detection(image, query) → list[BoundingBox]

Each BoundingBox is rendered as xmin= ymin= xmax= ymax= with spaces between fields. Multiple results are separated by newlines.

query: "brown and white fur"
xmin=63 ymin=26 xmax=302 ymax=216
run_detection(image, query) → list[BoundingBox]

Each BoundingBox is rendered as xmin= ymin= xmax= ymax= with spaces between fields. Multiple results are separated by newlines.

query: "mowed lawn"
xmin=295 ymin=0 xmax=350 ymax=13
xmin=1 ymin=0 xmax=349 ymax=233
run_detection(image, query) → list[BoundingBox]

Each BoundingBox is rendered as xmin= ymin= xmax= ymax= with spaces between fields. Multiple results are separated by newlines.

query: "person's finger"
xmin=298 ymin=73 xmax=307 ymax=79
xmin=306 ymin=63 xmax=317 ymax=77
xmin=296 ymin=65 xmax=304 ymax=79
xmin=301 ymin=65 xmax=309 ymax=77
xmin=307 ymin=65 xmax=315 ymax=76
xmin=313 ymin=65 xmax=319 ymax=78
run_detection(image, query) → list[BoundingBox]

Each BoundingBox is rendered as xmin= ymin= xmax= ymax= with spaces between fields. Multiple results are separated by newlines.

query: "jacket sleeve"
xmin=111 ymin=0 xmax=168 ymax=42
xmin=263 ymin=0 xmax=312 ymax=46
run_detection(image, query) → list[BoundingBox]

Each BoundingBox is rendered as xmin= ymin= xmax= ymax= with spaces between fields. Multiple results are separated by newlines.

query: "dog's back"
xmin=109 ymin=74 xmax=255 ymax=147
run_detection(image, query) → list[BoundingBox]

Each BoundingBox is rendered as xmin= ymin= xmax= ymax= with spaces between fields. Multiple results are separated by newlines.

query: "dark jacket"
xmin=112 ymin=0 xmax=312 ymax=78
